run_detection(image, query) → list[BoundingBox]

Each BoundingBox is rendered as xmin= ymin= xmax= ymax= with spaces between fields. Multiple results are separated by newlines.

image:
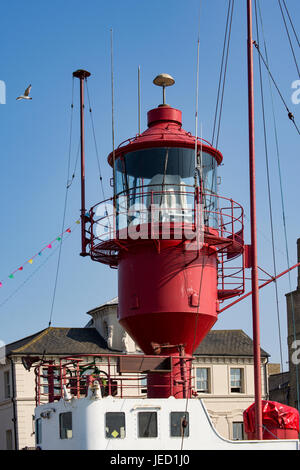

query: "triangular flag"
xmin=38 ymin=252 xmax=42 ymax=256
xmin=19 ymin=267 xmax=23 ymax=271
xmin=56 ymin=237 xmax=61 ymax=241
xmin=0 ymin=282 xmax=2 ymax=287
xmin=28 ymin=259 xmax=33 ymax=264
xmin=66 ymin=228 xmax=71 ymax=233
xmin=47 ymin=244 xmax=52 ymax=249
xmin=76 ymin=220 xmax=80 ymax=224
xmin=9 ymin=274 xmax=14 ymax=279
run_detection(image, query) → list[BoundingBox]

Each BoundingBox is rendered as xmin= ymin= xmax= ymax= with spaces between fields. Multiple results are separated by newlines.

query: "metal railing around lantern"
xmin=84 ymin=186 xmax=245 ymax=298
xmin=34 ymin=353 xmax=197 ymax=406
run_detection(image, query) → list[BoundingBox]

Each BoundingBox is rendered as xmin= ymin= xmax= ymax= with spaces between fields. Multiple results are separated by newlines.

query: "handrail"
xmin=34 ymin=353 xmax=196 ymax=405
xmin=85 ymin=190 xmax=245 ymax=298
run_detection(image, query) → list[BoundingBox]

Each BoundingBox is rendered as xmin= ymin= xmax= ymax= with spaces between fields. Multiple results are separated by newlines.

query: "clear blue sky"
xmin=0 ymin=0 xmax=299 ymax=370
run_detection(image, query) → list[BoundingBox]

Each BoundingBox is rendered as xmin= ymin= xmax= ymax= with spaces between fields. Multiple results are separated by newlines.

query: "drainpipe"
xmin=264 ymin=357 xmax=269 ymax=400
xmin=9 ymin=358 xmax=18 ymax=450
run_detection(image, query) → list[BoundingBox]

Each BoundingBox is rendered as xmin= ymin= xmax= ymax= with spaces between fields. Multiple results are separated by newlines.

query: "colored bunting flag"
xmin=0 ymin=218 xmax=78 ymax=289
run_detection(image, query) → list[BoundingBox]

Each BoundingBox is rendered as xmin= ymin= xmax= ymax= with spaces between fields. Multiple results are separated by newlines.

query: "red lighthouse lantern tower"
xmin=82 ymin=73 xmax=245 ymax=399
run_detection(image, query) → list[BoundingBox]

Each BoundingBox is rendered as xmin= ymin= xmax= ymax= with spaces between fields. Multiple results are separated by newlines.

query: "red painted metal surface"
xmin=34 ymin=354 xmax=197 ymax=406
xmin=247 ymin=0 xmax=262 ymax=439
xmin=244 ymin=401 xmax=299 ymax=440
xmin=118 ymin=242 xmax=218 ymax=356
xmin=80 ymin=97 xmax=246 ymax=399
xmin=219 ymin=260 xmax=300 ymax=314
xmin=107 ymin=105 xmax=223 ymax=166
xmin=73 ymin=69 xmax=91 ymax=257
xmin=147 ymin=355 xmax=193 ymax=399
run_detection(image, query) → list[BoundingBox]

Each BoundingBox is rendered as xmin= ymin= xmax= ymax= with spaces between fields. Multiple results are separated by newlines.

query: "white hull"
xmin=35 ymin=396 xmax=299 ymax=450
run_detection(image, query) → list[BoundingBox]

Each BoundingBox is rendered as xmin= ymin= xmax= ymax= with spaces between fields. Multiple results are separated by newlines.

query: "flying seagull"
xmin=16 ymin=85 xmax=32 ymax=101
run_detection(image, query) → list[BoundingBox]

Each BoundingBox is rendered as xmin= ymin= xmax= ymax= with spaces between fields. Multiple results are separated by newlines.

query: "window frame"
xmin=170 ymin=412 xmax=190 ymax=438
xmin=138 ymin=411 xmax=158 ymax=438
xmin=5 ymin=430 xmax=13 ymax=450
xmin=230 ymin=367 xmax=244 ymax=394
xmin=59 ymin=412 xmax=73 ymax=440
xmin=195 ymin=367 xmax=211 ymax=394
xmin=105 ymin=412 xmax=126 ymax=439
xmin=35 ymin=418 xmax=42 ymax=445
xmin=232 ymin=421 xmax=245 ymax=441
xmin=4 ymin=370 xmax=11 ymax=399
xmin=140 ymin=375 xmax=147 ymax=394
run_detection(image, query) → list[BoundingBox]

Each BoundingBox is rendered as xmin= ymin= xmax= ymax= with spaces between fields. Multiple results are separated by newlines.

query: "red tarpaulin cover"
xmin=243 ymin=400 xmax=299 ymax=433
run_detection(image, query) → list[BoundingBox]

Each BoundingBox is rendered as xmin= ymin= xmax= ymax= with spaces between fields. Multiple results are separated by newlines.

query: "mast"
xmin=73 ymin=69 xmax=91 ymax=257
xmin=247 ymin=0 xmax=263 ymax=440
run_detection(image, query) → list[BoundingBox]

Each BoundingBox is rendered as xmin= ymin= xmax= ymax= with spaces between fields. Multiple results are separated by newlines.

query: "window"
xmin=105 ymin=412 xmax=125 ymax=439
xmin=230 ymin=368 xmax=243 ymax=393
xmin=42 ymin=368 xmax=48 ymax=395
xmin=138 ymin=412 xmax=157 ymax=438
xmin=196 ymin=368 xmax=210 ymax=393
xmin=140 ymin=376 xmax=147 ymax=394
xmin=6 ymin=430 xmax=13 ymax=450
xmin=42 ymin=368 xmax=60 ymax=396
xmin=4 ymin=371 xmax=11 ymax=399
xmin=35 ymin=418 xmax=42 ymax=445
xmin=232 ymin=422 xmax=244 ymax=440
xmin=230 ymin=368 xmax=243 ymax=392
xmin=170 ymin=412 xmax=189 ymax=437
xmin=59 ymin=412 xmax=72 ymax=439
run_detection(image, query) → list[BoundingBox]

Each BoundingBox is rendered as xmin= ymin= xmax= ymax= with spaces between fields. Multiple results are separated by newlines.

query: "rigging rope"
xmin=211 ymin=0 xmax=231 ymax=147
xmin=41 ymin=77 xmax=76 ymax=362
xmin=182 ymin=0 xmax=204 ymax=451
xmin=281 ymin=0 xmax=300 ymax=49
xmin=277 ymin=0 xmax=300 ymax=78
xmin=85 ymin=79 xmax=112 ymax=231
xmin=67 ymin=139 xmax=80 ymax=189
xmin=0 ymin=227 xmax=77 ymax=311
xmin=212 ymin=0 xmax=235 ymax=149
xmin=253 ymin=41 xmax=300 ymax=135
xmin=254 ymin=0 xmax=284 ymax=373
xmin=85 ymin=79 xmax=107 ymax=203
xmin=257 ymin=0 xmax=300 ymax=411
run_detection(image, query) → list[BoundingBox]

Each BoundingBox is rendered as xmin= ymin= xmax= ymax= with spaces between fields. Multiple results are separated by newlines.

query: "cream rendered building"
xmin=0 ymin=298 xmax=270 ymax=449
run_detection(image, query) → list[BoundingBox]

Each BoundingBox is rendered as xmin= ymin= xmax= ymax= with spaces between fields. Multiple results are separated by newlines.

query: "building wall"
xmin=0 ymin=357 xmax=55 ymax=450
xmin=87 ymin=303 xmax=139 ymax=353
xmin=0 ymin=362 xmax=15 ymax=450
xmin=286 ymin=238 xmax=300 ymax=410
xmin=14 ymin=360 xmax=37 ymax=449
xmin=193 ymin=356 xmax=268 ymax=439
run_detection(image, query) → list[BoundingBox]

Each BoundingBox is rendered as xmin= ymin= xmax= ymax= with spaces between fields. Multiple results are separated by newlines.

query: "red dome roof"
xmin=107 ymin=105 xmax=223 ymax=166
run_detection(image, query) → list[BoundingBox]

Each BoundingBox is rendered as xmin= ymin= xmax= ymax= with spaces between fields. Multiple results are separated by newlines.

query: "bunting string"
xmin=0 ymin=219 xmax=81 ymax=289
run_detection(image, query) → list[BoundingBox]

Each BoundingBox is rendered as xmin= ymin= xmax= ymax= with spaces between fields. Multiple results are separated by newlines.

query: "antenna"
xmin=110 ymin=29 xmax=116 ymax=208
xmin=138 ymin=66 xmax=141 ymax=134
xmin=153 ymin=73 xmax=175 ymax=106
